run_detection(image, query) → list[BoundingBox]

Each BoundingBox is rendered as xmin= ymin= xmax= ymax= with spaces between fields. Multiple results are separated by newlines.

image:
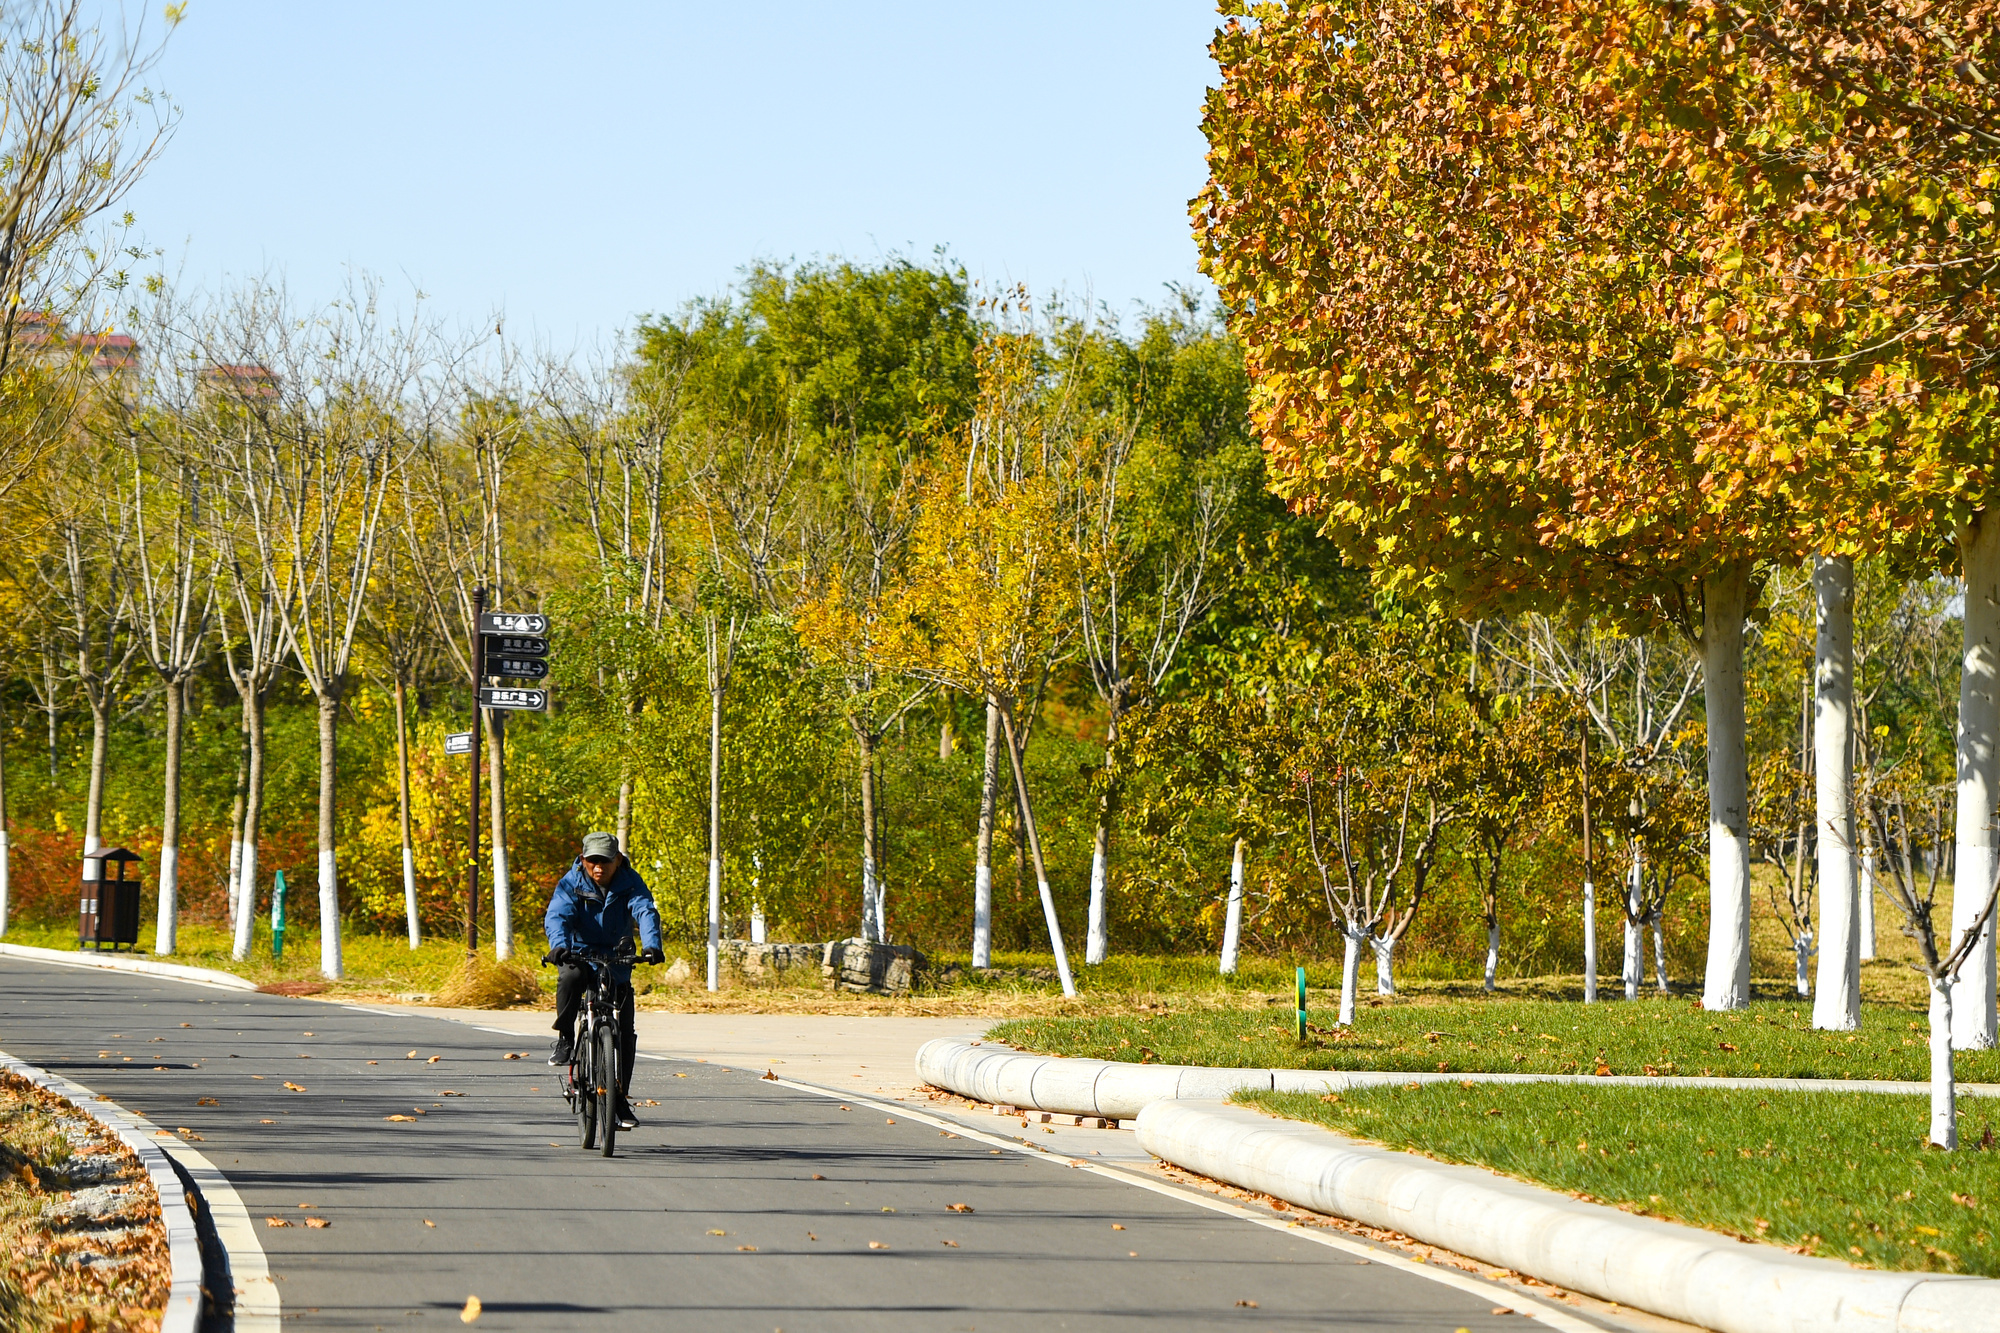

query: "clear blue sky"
xmin=121 ymin=2 xmax=1225 ymax=347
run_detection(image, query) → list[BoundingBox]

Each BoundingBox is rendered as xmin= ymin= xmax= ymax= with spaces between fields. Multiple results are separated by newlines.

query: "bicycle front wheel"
xmin=575 ymin=1021 xmax=598 ymax=1150
xmin=595 ymin=1020 xmax=619 ymax=1158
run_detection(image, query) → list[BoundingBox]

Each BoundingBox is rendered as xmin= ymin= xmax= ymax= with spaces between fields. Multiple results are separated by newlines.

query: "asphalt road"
xmin=2 ymin=957 xmax=1554 ymax=1332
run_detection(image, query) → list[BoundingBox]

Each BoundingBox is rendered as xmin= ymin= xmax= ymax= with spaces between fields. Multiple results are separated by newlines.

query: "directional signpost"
xmin=460 ymin=592 xmax=556 ymax=956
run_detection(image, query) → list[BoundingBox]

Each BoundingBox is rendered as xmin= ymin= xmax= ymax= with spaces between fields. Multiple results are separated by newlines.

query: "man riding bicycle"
xmin=543 ymin=831 xmax=664 ymax=1131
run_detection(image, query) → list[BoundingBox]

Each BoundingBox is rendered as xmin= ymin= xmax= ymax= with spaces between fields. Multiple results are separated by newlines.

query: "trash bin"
xmin=80 ymin=847 xmax=142 ymax=950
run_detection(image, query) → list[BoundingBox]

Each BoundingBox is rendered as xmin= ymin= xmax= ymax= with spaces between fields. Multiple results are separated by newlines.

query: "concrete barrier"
xmin=0 ymin=941 xmax=258 ymax=991
xmin=914 ymin=1038 xmax=2000 ymax=1119
xmin=0 ymin=1050 xmax=204 ymax=1333
xmin=1135 ymin=1100 xmax=1996 ymax=1333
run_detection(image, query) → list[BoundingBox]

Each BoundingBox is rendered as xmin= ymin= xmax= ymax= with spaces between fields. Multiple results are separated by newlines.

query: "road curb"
xmin=0 ymin=941 xmax=259 ymax=991
xmin=1135 ymin=1100 xmax=1995 ymax=1333
xmin=913 ymin=1038 xmax=2000 ymax=1120
xmin=0 ymin=1048 xmax=204 ymax=1333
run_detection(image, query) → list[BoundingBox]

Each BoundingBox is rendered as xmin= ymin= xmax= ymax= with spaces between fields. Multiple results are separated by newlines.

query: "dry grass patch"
xmin=431 ymin=953 xmax=543 ymax=1009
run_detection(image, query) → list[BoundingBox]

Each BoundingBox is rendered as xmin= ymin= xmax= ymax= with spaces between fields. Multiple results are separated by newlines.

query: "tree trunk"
xmin=1812 ymin=554 xmax=1861 ymax=1029
xmin=1583 ymin=875 xmax=1597 ymax=1004
xmin=706 ymin=677 xmax=723 ymax=993
xmin=316 ymin=690 xmax=343 ymax=981
xmin=973 ymin=696 xmax=1000 ymax=968
xmin=1371 ymin=934 xmax=1396 ymax=996
xmin=1624 ymin=848 xmax=1643 ymax=1001
xmin=1484 ymin=917 xmax=1499 ymax=993
xmin=1000 ymin=707 xmax=1075 ymax=997
xmin=0 ymin=690 xmax=10 ymax=938
xmin=1955 ymin=513 xmax=2000 ymax=1049
xmin=1085 ymin=709 xmax=1118 ymax=966
xmin=750 ymin=851 xmax=766 ymax=944
xmin=232 ymin=688 xmax=266 ymax=962
xmin=856 ymin=724 xmax=880 ymax=943
xmin=1860 ymin=848 xmax=1877 ymax=960
xmin=1338 ymin=929 xmax=1360 ymax=1025
xmin=1219 ymin=837 xmax=1245 ymax=975
xmin=394 ymin=676 xmax=419 ymax=950
xmin=487 ymin=707 xmax=511 ymax=960
xmin=82 ymin=696 xmax=108 ymax=874
xmin=1930 ymin=973 xmax=1958 ymax=1149
xmin=617 ymin=776 xmax=632 ymax=851
xmin=153 ymin=679 xmax=184 ymax=956
xmin=226 ymin=699 xmax=248 ymax=933
xmin=1652 ymin=916 xmax=1670 ymax=992
xmin=1701 ymin=561 xmax=1755 ymax=1012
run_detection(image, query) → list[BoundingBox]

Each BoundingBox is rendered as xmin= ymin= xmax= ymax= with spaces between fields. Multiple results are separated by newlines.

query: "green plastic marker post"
xmin=271 ymin=870 xmax=288 ymax=961
xmin=1296 ymin=966 xmax=1307 ymax=1040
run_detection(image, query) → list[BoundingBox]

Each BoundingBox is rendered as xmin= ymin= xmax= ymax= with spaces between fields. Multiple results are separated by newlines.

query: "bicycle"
xmin=554 ymin=944 xmax=631 ymax=1157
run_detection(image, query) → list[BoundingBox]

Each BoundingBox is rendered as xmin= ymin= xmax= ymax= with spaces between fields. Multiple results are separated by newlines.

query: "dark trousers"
xmin=554 ymin=964 xmax=636 ymax=1096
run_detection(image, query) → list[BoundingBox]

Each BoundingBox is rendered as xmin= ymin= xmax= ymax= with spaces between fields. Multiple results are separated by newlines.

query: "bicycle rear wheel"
xmin=575 ymin=1020 xmax=598 ymax=1150
xmin=595 ymin=1020 xmax=619 ymax=1157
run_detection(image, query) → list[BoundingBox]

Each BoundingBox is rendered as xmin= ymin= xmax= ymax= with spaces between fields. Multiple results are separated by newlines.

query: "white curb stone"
xmin=0 ymin=1049 xmax=203 ymax=1333
xmin=914 ymin=1039 xmax=2000 ymax=1119
xmin=0 ymin=941 xmax=258 ymax=991
xmin=1135 ymin=1100 xmax=1996 ymax=1333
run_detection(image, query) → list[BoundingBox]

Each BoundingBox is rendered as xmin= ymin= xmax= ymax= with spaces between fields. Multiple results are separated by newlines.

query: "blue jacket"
xmin=544 ymin=859 xmax=662 ymax=975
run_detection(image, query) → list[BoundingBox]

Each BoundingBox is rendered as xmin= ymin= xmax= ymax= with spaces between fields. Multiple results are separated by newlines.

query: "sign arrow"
xmin=486 ymin=634 xmax=548 ymax=656
xmin=484 ymin=656 xmax=548 ymax=680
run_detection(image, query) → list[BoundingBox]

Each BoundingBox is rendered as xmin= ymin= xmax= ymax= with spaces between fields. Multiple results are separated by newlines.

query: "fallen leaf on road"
xmin=265 ymin=1218 xmax=291 ymax=1228
xmin=368 ymin=1060 xmax=378 ymax=1065
xmin=838 ymin=1106 xmax=850 ymax=1112
xmin=424 ymin=1219 xmax=435 ymax=1227
xmin=427 ymin=1056 xmax=442 ymax=1064
xmin=460 ymin=1295 xmax=481 ymax=1324
xmin=305 ymin=1217 xmax=330 ymax=1229
xmin=707 ymin=1229 xmax=727 ymax=1236
xmin=1111 ymin=1223 xmax=1125 ymax=1230
xmin=886 ymin=1118 xmax=896 ymax=1125
xmin=947 ymin=1203 xmax=973 ymax=1213
xmin=881 ymin=1207 xmax=896 ymax=1213
xmin=503 ymin=1053 xmax=522 ymax=1060
xmin=407 ymin=1051 xmax=418 ymax=1059
xmin=385 ymin=1115 xmax=417 ymax=1122
xmin=1491 ymin=1309 xmax=1514 ymax=1317
xmin=638 ymin=1099 xmax=659 ymax=1106
xmin=302 ymin=1032 xmax=314 ymax=1037
xmin=440 ymin=1091 xmax=463 ymax=1097
xmin=260 ymin=1120 xmax=274 ymax=1124
xmin=197 ymin=1098 xmax=219 ymax=1106
xmin=811 ymin=1174 xmax=826 ymax=1180
xmin=868 ymin=1241 xmax=888 ymax=1250
xmin=282 ymin=1083 xmax=305 ymax=1092
xmin=736 ymin=1245 xmax=756 ymax=1252
xmin=807 ymin=1233 xmax=817 ymax=1241
xmin=762 ymin=1070 xmax=776 ymax=1080
xmin=150 ymin=1037 xmax=164 ymax=1042
xmin=1235 ymin=1299 xmax=1256 ymax=1308
xmin=674 ymin=1072 xmax=687 ymax=1078
xmin=941 ymin=1239 xmax=958 ymax=1247
xmin=180 ymin=1023 xmax=192 ymax=1028
xmin=1129 ymin=1251 xmax=1139 ymax=1257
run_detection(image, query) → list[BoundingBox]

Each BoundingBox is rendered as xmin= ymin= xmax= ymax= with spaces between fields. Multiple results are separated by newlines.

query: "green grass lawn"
xmin=989 ymin=992 xmax=2000 ymax=1084
xmin=1239 ymin=1083 xmax=1999 ymax=1275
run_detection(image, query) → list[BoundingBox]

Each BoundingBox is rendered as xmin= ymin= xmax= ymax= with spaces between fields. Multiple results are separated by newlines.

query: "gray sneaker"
xmin=548 ymin=1035 xmax=574 ymax=1066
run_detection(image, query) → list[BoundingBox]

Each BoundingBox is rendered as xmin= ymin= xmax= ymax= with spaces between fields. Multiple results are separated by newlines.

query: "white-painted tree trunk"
xmin=1860 ymin=850 xmax=1877 ymax=960
xmin=706 ymin=856 xmax=721 ymax=991
xmin=155 ymin=847 xmax=178 ymax=956
xmin=318 ymin=847 xmax=340 ymax=979
xmin=1624 ymin=851 xmax=1643 ymax=1001
xmin=226 ymin=832 xmax=243 ymax=933
xmin=1812 ymin=555 xmax=1861 ymax=1029
xmin=1583 ymin=878 xmax=1597 ymax=1003
xmin=1652 ymin=917 xmax=1670 ymax=992
xmin=1085 ymin=833 xmax=1109 ymax=966
xmin=1219 ymin=838 xmax=1245 ymax=975
xmin=1484 ymin=919 xmax=1499 ymax=992
xmin=972 ymin=698 xmax=1000 ymax=969
xmin=402 ymin=848 xmax=419 ymax=951
xmin=316 ymin=693 xmax=343 ymax=981
xmin=1954 ymin=514 xmax=2000 ymax=1049
xmin=1372 ymin=935 xmax=1396 ymax=996
xmin=1930 ymin=974 xmax=1959 ymax=1148
xmin=861 ymin=855 xmax=880 ymax=944
xmin=1794 ymin=931 xmax=1814 ymax=997
xmin=1338 ymin=930 xmax=1361 ymax=1025
xmin=233 ymin=838 xmax=259 ymax=961
xmin=750 ymin=852 xmax=765 ymax=943
xmin=1701 ymin=562 xmax=1755 ymax=1011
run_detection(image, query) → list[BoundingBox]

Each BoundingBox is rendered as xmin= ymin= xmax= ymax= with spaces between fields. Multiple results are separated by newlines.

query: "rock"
xmin=663 ymin=957 xmax=694 ymax=987
xmin=721 ymin=940 xmax=825 ymax=986
xmin=821 ymin=938 xmax=927 ymax=995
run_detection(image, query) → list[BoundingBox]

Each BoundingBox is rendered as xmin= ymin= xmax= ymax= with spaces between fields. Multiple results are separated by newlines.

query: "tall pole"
xmin=1580 ymin=694 xmax=1597 ymax=1004
xmin=467 ymin=586 xmax=484 ymax=956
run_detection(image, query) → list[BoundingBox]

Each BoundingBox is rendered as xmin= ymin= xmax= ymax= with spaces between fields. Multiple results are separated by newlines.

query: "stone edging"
xmin=1136 ymin=1100 xmax=1995 ymax=1333
xmin=0 ymin=1049 xmax=203 ymax=1333
xmin=913 ymin=1038 xmax=2000 ymax=1121
xmin=0 ymin=942 xmax=259 ymax=991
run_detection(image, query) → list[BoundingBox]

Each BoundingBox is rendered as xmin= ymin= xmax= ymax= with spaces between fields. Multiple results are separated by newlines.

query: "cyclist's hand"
xmin=641 ymin=946 xmax=665 ymax=966
xmin=543 ymin=947 xmax=571 ymax=967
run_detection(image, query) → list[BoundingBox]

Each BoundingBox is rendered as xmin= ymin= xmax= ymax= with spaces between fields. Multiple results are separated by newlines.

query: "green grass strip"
xmin=991 ymin=994 xmax=2000 ymax=1083
xmin=1238 ymin=1084 xmax=2000 ymax=1275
